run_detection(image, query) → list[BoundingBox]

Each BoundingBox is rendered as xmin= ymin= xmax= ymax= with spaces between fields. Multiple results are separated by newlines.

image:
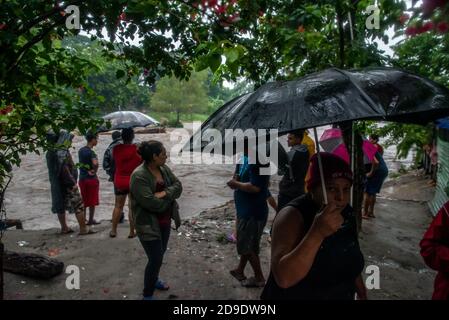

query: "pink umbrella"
xmin=319 ymin=128 xmax=378 ymax=164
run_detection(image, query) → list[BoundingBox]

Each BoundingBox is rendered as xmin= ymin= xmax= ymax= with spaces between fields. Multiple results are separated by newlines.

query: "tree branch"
xmin=336 ymin=0 xmax=345 ymax=68
xmin=7 ymin=16 xmax=66 ymax=73
xmin=14 ymin=1 xmax=83 ymax=37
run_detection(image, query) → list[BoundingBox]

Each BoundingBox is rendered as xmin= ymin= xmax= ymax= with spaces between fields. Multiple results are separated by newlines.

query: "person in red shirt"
xmin=109 ymin=128 xmax=142 ymax=238
xmin=420 ymin=182 xmax=449 ymax=300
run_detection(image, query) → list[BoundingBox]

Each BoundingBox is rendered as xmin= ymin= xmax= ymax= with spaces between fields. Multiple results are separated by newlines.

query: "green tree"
xmin=205 ymin=73 xmax=254 ymax=113
xmin=365 ymin=31 xmax=449 ymax=165
xmin=1 ymin=0 xmax=415 ymax=180
xmin=151 ymin=71 xmax=209 ymax=125
xmin=62 ymin=36 xmax=152 ymax=114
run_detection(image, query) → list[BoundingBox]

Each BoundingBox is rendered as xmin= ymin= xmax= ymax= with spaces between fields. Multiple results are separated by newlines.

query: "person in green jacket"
xmin=130 ymin=140 xmax=182 ymax=300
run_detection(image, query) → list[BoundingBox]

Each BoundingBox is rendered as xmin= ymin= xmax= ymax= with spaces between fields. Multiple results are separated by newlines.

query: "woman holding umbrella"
xmin=261 ymin=152 xmax=366 ymax=300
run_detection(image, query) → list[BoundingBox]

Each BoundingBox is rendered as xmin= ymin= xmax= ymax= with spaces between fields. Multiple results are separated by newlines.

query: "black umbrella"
xmin=183 ymin=67 xmax=449 ymax=203
xmin=191 ymin=68 xmax=385 ymax=141
xmin=99 ymin=111 xmax=160 ymax=132
xmin=186 ymin=67 xmax=449 ymax=146
xmin=348 ymin=67 xmax=449 ymax=124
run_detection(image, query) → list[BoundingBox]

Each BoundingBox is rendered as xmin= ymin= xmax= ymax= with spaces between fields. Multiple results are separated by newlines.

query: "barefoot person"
xmin=227 ymin=141 xmax=270 ymax=288
xmin=261 ymin=153 xmax=366 ymax=300
xmin=45 ymin=130 xmax=94 ymax=235
xmin=78 ymin=131 xmax=100 ymax=225
xmin=109 ymin=128 xmax=142 ymax=238
xmin=130 ymin=141 xmax=182 ymax=300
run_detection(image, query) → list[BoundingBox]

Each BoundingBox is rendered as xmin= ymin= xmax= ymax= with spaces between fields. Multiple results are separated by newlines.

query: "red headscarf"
xmin=306 ymin=152 xmax=353 ymax=191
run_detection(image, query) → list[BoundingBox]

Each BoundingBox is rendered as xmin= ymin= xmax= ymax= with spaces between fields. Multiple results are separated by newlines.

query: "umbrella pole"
xmin=313 ymin=127 xmax=328 ymax=205
xmin=350 ymin=126 xmax=355 ymax=206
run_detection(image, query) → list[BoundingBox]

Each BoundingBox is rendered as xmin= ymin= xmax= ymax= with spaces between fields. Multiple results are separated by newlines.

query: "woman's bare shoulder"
xmin=273 ymin=206 xmax=304 ymax=234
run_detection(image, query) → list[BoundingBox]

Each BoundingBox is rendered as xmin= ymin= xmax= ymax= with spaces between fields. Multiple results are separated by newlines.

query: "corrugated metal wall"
xmin=429 ymin=128 xmax=449 ymax=216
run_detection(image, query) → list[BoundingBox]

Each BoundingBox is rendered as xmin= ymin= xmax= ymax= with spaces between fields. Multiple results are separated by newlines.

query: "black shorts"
xmin=114 ymin=186 xmax=129 ymax=196
xmin=236 ymin=217 xmax=267 ymax=255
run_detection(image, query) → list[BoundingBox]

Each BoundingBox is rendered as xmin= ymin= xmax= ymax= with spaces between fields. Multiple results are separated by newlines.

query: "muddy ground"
xmin=2 ymin=171 xmax=437 ymax=300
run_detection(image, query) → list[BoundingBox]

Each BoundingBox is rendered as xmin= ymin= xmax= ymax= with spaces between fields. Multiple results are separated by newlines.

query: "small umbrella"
xmin=99 ymin=111 xmax=159 ymax=132
xmin=319 ymin=128 xmax=378 ymax=164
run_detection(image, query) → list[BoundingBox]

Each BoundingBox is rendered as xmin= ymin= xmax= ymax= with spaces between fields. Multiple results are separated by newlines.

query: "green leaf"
xmin=194 ymin=56 xmax=210 ymax=72
xmin=116 ymin=69 xmax=126 ymax=79
xmin=207 ymin=54 xmax=222 ymax=73
xmin=224 ymin=48 xmax=239 ymax=63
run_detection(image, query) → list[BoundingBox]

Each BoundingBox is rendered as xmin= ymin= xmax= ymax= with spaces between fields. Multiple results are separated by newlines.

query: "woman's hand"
xmin=227 ymin=179 xmax=238 ymax=190
xmin=154 ymin=191 xmax=167 ymax=199
xmin=310 ymin=203 xmax=344 ymax=239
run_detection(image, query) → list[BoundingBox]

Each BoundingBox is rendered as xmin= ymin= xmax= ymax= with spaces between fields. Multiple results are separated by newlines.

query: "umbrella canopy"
xmin=184 ymin=66 xmax=449 ymax=155
xmin=348 ymin=67 xmax=449 ymax=124
xmin=193 ymin=68 xmax=386 ymax=140
xmin=319 ymin=128 xmax=378 ymax=164
xmin=185 ymin=67 xmax=449 ymax=150
xmin=182 ymin=67 xmax=449 ymax=204
xmin=100 ymin=111 xmax=160 ymax=132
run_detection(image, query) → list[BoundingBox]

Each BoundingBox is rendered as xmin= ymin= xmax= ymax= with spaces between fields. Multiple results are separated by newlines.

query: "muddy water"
xmin=4 ymin=128 xmax=236 ymax=230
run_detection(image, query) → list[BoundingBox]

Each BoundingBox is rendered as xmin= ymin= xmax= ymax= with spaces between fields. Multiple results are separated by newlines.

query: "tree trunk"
xmin=3 ymin=250 xmax=64 ymax=279
xmin=336 ymin=0 xmax=346 ymax=68
xmin=341 ymin=122 xmax=364 ymax=233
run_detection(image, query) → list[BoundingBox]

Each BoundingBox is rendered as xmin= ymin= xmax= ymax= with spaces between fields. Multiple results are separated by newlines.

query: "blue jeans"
xmin=139 ymin=226 xmax=171 ymax=297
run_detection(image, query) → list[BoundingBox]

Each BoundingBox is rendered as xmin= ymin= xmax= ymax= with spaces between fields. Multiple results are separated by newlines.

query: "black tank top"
xmin=261 ymin=194 xmax=365 ymax=300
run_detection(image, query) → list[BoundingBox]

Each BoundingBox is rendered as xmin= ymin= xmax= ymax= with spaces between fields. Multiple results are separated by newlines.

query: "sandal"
xmin=226 ymin=233 xmax=237 ymax=243
xmin=87 ymin=220 xmax=101 ymax=226
xmin=60 ymin=228 xmax=75 ymax=235
xmin=79 ymin=229 xmax=97 ymax=236
xmin=229 ymin=270 xmax=247 ymax=281
xmin=241 ymin=277 xmax=265 ymax=288
xmin=155 ymin=279 xmax=170 ymax=290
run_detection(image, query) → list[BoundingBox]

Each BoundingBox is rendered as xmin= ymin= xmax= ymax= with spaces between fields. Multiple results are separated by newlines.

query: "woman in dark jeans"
xmin=130 ymin=141 xmax=182 ymax=300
